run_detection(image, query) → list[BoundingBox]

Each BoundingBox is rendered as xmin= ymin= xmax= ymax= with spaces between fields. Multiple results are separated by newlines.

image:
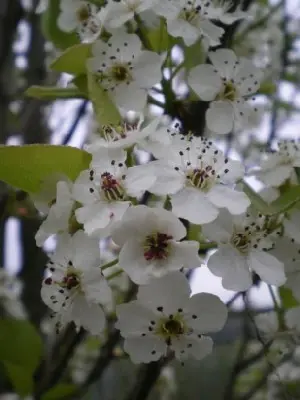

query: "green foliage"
xmin=25 ymin=85 xmax=86 ymax=100
xmin=0 ymin=319 xmax=43 ymax=396
xmin=42 ymin=384 xmax=77 ymax=400
xmin=87 ymin=72 xmax=122 ymax=125
xmin=41 ymin=0 xmax=79 ymax=49
xmin=50 ymin=43 xmax=92 ymax=75
xmin=146 ymin=20 xmax=178 ymax=52
xmin=0 ymin=145 xmax=91 ymax=193
xmin=183 ymin=39 xmax=205 ymax=71
xmin=279 ymin=287 xmax=299 ymax=310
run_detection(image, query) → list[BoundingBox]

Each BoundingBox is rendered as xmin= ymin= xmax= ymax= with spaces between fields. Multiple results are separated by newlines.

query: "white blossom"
xmin=102 ymin=0 xmax=160 ymax=29
xmin=58 ymin=0 xmax=102 ymax=42
xmin=87 ymin=31 xmax=162 ymax=111
xmin=111 ymin=205 xmax=201 ymax=284
xmin=35 ymin=180 xmax=75 ymax=247
xmin=116 ymin=272 xmax=227 ymax=363
xmin=146 ymin=134 xmax=250 ymax=225
xmin=153 ymin=0 xmax=225 ymax=47
xmin=255 ymin=140 xmax=300 ymax=187
xmin=85 ymin=115 xmax=161 ymax=150
xmin=41 ymin=231 xmax=112 ymax=334
xmin=0 ymin=270 xmax=26 ymax=319
xmin=202 ymin=210 xmax=286 ymax=291
xmin=188 ymin=48 xmax=262 ymax=134
xmin=73 ymin=147 xmax=156 ymax=237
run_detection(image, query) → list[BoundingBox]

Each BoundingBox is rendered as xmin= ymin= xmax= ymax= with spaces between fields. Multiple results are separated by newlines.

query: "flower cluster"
xmin=33 ymin=0 xmax=300 ymax=369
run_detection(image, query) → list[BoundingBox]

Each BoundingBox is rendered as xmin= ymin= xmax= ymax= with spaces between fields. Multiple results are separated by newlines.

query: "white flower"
xmin=41 ymin=231 xmax=112 ymax=334
xmin=111 ymin=205 xmax=201 ymax=284
xmin=153 ymin=0 xmax=225 ymax=47
xmin=58 ymin=0 xmax=102 ymax=42
xmin=202 ymin=210 xmax=286 ymax=291
xmin=255 ymin=140 xmax=300 ymax=187
xmin=0 ymin=270 xmax=26 ymax=319
xmin=116 ymin=272 xmax=227 ymax=363
xmin=102 ymin=0 xmax=160 ymax=29
xmin=73 ymin=148 xmax=156 ymax=237
xmin=146 ymin=134 xmax=250 ymax=224
xmin=283 ymin=210 xmax=300 ymax=244
xmin=85 ymin=115 xmax=161 ymax=150
xmin=87 ymin=31 xmax=162 ymax=111
xmin=35 ymin=180 xmax=75 ymax=247
xmin=285 ymin=306 xmax=300 ymax=332
xmin=211 ymin=1 xmax=247 ymax=24
xmin=188 ymin=49 xmax=262 ymax=134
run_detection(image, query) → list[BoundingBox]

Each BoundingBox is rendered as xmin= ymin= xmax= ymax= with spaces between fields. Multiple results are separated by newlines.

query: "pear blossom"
xmin=116 ymin=272 xmax=227 ymax=363
xmin=211 ymin=1 xmax=247 ymax=24
xmin=87 ymin=31 xmax=162 ymax=111
xmin=111 ymin=205 xmax=201 ymax=284
xmin=255 ymin=140 xmax=300 ymax=187
xmin=202 ymin=210 xmax=286 ymax=291
xmin=153 ymin=0 xmax=225 ymax=47
xmin=188 ymin=49 xmax=262 ymax=134
xmin=73 ymin=147 xmax=156 ymax=237
xmin=85 ymin=115 xmax=161 ymax=150
xmin=0 ymin=270 xmax=26 ymax=319
xmin=41 ymin=231 xmax=112 ymax=334
xmin=35 ymin=180 xmax=76 ymax=247
xmin=58 ymin=0 xmax=102 ymax=42
xmin=146 ymin=134 xmax=250 ymax=225
xmin=102 ymin=0 xmax=160 ymax=29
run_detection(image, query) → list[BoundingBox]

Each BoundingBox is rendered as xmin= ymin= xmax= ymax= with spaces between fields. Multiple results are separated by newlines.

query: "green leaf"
xmin=0 ymin=145 xmax=91 ymax=193
xmin=146 ymin=20 xmax=178 ymax=52
xmin=87 ymin=72 xmax=122 ymax=125
xmin=183 ymin=39 xmax=205 ymax=71
xmin=243 ymin=182 xmax=275 ymax=215
xmin=42 ymin=384 xmax=77 ymax=400
xmin=50 ymin=43 xmax=92 ymax=75
xmin=3 ymin=362 xmax=34 ymax=397
xmin=72 ymin=75 xmax=88 ymax=95
xmin=25 ymin=85 xmax=86 ymax=100
xmin=279 ymin=287 xmax=299 ymax=310
xmin=270 ymin=185 xmax=300 ymax=214
xmin=41 ymin=0 xmax=79 ymax=50
xmin=0 ymin=320 xmax=43 ymax=396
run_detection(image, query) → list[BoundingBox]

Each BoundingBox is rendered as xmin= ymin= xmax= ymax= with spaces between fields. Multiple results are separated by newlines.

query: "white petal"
xmin=167 ymin=19 xmax=199 ymax=46
xmin=133 ymin=51 xmax=162 ymax=87
xmin=202 ymin=210 xmax=233 ymax=242
xmin=169 ymin=241 xmax=201 ymax=269
xmin=171 ymin=335 xmax=213 ymax=361
xmin=116 ymin=301 xmax=157 ymax=335
xmin=200 ymin=19 xmax=224 ymax=46
xmin=71 ymin=297 xmax=106 ymax=335
xmin=188 ymin=64 xmax=222 ymax=101
xmin=209 ymin=49 xmax=237 ymax=80
xmin=248 ymin=250 xmax=286 ymax=286
xmin=207 ymin=245 xmax=253 ymax=291
xmin=147 ymin=162 xmax=184 ymax=195
xmin=57 ymin=10 xmax=77 ymax=32
xmin=207 ymin=185 xmax=250 ymax=215
xmin=125 ymin=165 xmax=156 ymax=197
xmin=71 ymin=231 xmax=101 ymax=269
xmin=186 ymin=293 xmax=228 ymax=333
xmin=123 ymin=336 xmax=166 ymax=363
xmin=82 ymin=269 xmax=112 ymax=306
xmin=284 ymin=211 xmax=300 ymax=243
xmin=206 ymin=101 xmax=234 ymax=134
xmin=137 ymin=272 xmax=190 ymax=315
xmin=171 ymin=188 xmax=219 ymax=224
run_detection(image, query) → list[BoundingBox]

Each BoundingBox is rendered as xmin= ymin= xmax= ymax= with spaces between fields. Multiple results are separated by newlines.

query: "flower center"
xmin=101 ymin=121 xmax=138 ymax=142
xmin=101 ymin=172 xmax=125 ymax=201
xmin=186 ymin=166 xmax=215 ymax=191
xmin=110 ymin=64 xmax=131 ymax=83
xmin=143 ymin=233 xmax=172 ymax=261
xmin=163 ymin=319 xmax=184 ymax=335
xmin=61 ymin=271 xmax=81 ymax=291
xmin=218 ymin=81 xmax=237 ymax=101
xmin=231 ymin=232 xmax=250 ymax=254
xmin=76 ymin=5 xmax=90 ymax=23
xmin=179 ymin=4 xmax=201 ymax=24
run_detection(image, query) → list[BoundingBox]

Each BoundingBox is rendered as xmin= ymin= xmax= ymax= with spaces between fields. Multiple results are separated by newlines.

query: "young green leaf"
xmin=87 ymin=72 xmax=122 ymax=125
xmin=50 ymin=43 xmax=92 ymax=75
xmin=0 ymin=145 xmax=91 ymax=193
xmin=25 ymin=85 xmax=86 ymax=100
xmin=42 ymin=384 xmax=77 ymax=400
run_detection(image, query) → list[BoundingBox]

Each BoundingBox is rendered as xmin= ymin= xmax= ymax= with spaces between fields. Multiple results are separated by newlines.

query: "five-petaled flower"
xmin=188 ymin=49 xmax=262 ymax=134
xmin=112 ymin=205 xmax=201 ymax=284
xmin=116 ymin=272 xmax=227 ymax=363
xmin=41 ymin=231 xmax=112 ymax=334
